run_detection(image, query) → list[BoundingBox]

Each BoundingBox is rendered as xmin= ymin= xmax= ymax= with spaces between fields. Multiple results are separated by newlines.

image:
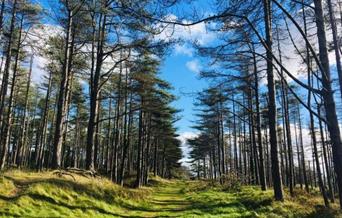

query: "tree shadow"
xmin=118 ymin=193 xmax=252 ymax=216
xmin=0 ymin=175 xmax=152 ymax=217
xmin=0 ymin=192 xmax=130 ymax=217
xmin=3 ymin=175 xmax=122 ymax=205
xmin=305 ymin=205 xmax=340 ymax=218
xmin=239 ymin=197 xmax=273 ymax=210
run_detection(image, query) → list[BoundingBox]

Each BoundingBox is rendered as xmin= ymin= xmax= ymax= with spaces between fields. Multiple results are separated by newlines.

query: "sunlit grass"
xmin=0 ymin=170 xmax=341 ymax=217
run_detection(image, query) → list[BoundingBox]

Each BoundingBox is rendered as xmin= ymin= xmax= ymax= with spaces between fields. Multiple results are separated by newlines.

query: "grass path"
xmin=0 ymin=171 xmax=341 ymax=217
xmin=123 ymin=181 xmax=193 ymax=217
xmin=116 ymin=180 xmax=341 ymax=217
xmin=149 ymin=182 xmax=191 ymax=213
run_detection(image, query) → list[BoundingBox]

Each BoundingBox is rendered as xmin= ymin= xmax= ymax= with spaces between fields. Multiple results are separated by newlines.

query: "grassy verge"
xmin=177 ymin=181 xmax=341 ymax=217
xmin=0 ymin=170 xmax=152 ymax=217
xmin=0 ymin=170 xmax=341 ymax=217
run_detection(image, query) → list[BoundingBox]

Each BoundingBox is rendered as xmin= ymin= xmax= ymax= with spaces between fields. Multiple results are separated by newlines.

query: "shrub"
xmin=220 ymin=171 xmax=243 ymax=192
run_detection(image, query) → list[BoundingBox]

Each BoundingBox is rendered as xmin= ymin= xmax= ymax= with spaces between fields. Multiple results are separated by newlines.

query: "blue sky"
xmin=160 ymin=50 xmax=207 ymax=133
xmin=154 ymin=0 xmax=217 ymax=134
xmin=160 ymin=51 xmax=209 ymax=165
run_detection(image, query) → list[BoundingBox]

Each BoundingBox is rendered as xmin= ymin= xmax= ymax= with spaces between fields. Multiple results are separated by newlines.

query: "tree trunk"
xmin=15 ymin=53 xmax=33 ymax=166
xmin=317 ymin=104 xmax=334 ymax=202
xmin=52 ymin=9 xmax=74 ymax=169
xmin=313 ymin=0 xmax=342 ymax=208
xmin=252 ymin=47 xmax=267 ymax=190
xmin=0 ymin=14 xmax=22 ymax=169
xmin=0 ymin=0 xmax=17 ymax=139
xmin=326 ymin=0 xmax=342 ymax=101
xmin=135 ymin=102 xmax=144 ymax=188
xmin=262 ymin=0 xmax=283 ymax=201
xmin=86 ymin=13 xmax=107 ymax=171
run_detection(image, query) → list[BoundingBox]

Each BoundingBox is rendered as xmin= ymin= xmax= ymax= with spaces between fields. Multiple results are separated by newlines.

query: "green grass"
xmin=0 ymin=170 xmax=341 ymax=217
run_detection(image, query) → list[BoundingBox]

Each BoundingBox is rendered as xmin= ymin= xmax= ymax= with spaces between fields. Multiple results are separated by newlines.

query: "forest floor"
xmin=0 ymin=170 xmax=341 ymax=217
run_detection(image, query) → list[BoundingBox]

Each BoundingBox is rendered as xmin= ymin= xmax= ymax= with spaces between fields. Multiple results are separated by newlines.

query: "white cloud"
xmin=31 ymin=55 xmax=48 ymax=83
xmin=155 ymin=14 xmax=216 ymax=46
xmin=177 ymin=131 xmax=198 ymax=166
xmin=272 ymin=19 xmax=340 ymax=85
xmin=24 ymin=24 xmax=62 ymax=84
xmin=186 ymin=59 xmax=202 ymax=74
xmin=173 ymin=44 xmax=194 ymax=56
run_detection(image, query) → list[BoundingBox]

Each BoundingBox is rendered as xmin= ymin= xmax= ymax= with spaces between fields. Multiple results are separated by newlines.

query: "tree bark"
xmin=252 ymin=46 xmax=267 ymax=190
xmin=262 ymin=0 xmax=284 ymax=201
xmin=0 ymin=0 xmax=17 ymax=139
xmin=86 ymin=12 xmax=107 ymax=171
xmin=0 ymin=13 xmax=22 ymax=169
xmin=52 ymin=8 xmax=74 ymax=169
xmin=313 ymin=0 xmax=342 ymax=208
xmin=326 ymin=0 xmax=342 ymax=101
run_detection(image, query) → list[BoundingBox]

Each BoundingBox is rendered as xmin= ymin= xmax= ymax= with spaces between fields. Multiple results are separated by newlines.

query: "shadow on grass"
xmin=1 ymin=176 xmax=339 ymax=218
xmin=239 ymin=197 xmax=273 ymax=210
xmin=112 ymin=182 xmax=274 ymax=216
xmin=3 ymin=175 xmax=121 ymax=204
xmin=0 ymin=176 xmax=152 ymax=218
xmin=119 ymin=199 xmax=253 ymax=217
xmin=0 ymin=192 xmax=132 ymax=217
xmin=305 ymin=205 xmax=341 ymax=218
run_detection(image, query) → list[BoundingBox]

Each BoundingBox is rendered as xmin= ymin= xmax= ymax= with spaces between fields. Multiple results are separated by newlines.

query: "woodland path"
xmin=129 ymin=181 xmax=193 ymax=217
xmin=122 ymin=180 xmax=258 ymax=218
xmin=0 ymin=172 xmax=338 ymax=217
